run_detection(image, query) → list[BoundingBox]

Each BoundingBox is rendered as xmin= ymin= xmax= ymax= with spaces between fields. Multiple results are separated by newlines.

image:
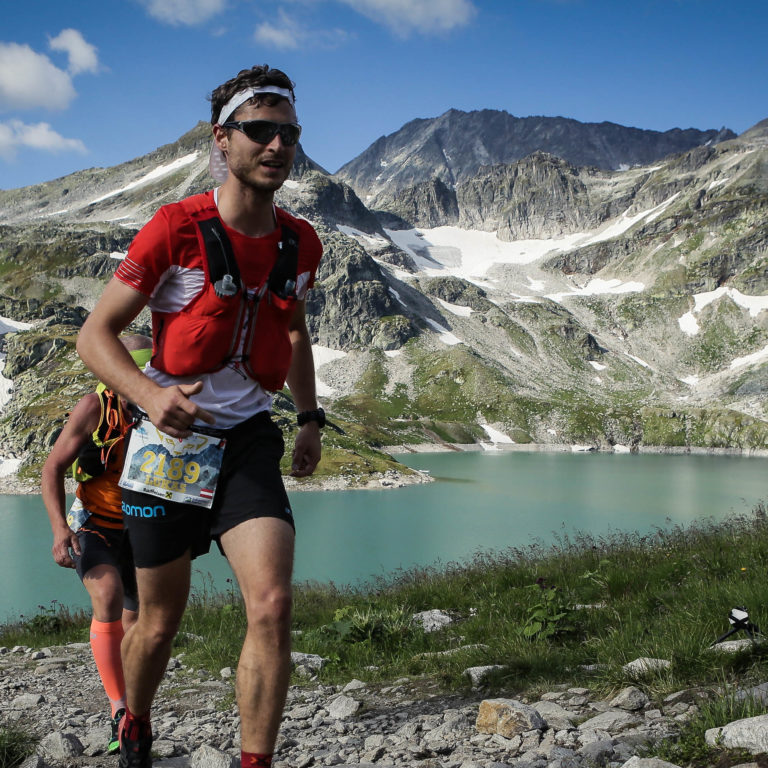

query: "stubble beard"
xmin=229 ymin=155 xmax=293 ymax=196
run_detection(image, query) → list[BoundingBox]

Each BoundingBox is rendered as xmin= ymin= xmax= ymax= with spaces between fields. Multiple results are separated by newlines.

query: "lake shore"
xmin=0 ymin=466 xmax=435 ymax=496
xmin=387 ymin=441 xmax=768 ymax=457
xmin=2 ymin=440 xmax=767 ymax=496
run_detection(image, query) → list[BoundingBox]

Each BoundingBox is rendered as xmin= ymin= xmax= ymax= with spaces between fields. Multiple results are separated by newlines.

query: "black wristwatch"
xmin=297 ymin=408 xmax=326 ymax=428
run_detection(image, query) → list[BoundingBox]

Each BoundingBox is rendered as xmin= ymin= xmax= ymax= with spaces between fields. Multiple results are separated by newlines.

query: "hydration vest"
xmin=149 ymin=194 xmax=300 ymax=392
xmin=71 ymin=389 xmax=131 ymax=483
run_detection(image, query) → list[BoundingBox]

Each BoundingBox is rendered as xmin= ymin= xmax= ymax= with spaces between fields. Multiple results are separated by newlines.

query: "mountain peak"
xmin=335 ymin=111 xmax=736 ymax=209
xmin=740 ymin=117 xmax=768 ymax=142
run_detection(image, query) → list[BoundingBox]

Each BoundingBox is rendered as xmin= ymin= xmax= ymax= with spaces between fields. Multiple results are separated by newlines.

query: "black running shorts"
xmin=123 ymin=411 xmax=295 ymax=569
xmin=73 ymin=524 xmax=139 ymax=612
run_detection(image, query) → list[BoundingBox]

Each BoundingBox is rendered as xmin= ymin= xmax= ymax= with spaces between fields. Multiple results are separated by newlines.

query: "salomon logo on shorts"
xmin=122 ymin=501 xmax=167 ymax=518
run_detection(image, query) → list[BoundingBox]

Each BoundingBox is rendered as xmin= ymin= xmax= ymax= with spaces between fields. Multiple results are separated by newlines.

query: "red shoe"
xmin=118 ymin=714 xmax=153 ymax=768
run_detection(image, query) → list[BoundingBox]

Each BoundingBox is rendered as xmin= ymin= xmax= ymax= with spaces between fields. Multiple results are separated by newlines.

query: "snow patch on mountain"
xmin=0 ymin=316 xmax=33 ymax=411
xmin=626 ymin=354 xmax=651 ymax=369
xmin=90 ymin=152 xmax=200 ymax=204
xmin=383 ymin=198 xmax=674 ymax=300
xmin=437 ymin=299 xmax=472 ymax=317
xmin=730 ymin=344 xmax=768 ymax=370
xmin=312 ymin=345 xmax=348 ymax=397
xmin=547 ymin=278 xmax=644 ymax=301
xmin=388 ymin=287 xmax=407 ymax=308
xmin=425 ymin=319 xmax=463 ymax=346
xmin=679 ymin=287 xmax=768 ymax=336
xmin=580 ymin=193 xmax=680 ymax=246
xmin=337 ymin=225 xmax=390 ymax=249
xmin=386 ymin=226 xmax=587 ymax=278
xmin=481 ymin=423 xmax=513 ymax=444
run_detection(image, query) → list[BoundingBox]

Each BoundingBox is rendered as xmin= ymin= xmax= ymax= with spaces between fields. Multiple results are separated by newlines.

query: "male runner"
xmin=76 ymin=65 xmax=324 ymax=768
xmin=42 ymin=334 xmax=152 ymax=754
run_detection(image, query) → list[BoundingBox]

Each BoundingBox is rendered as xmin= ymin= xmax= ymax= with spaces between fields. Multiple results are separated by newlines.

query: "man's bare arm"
xmin=285 ymin=300 xmax=321 ymax=477
xmin=41 ymin=394 xmax=101 ymax=568
xmin=77 ymin=278 xmax=215 ymax=437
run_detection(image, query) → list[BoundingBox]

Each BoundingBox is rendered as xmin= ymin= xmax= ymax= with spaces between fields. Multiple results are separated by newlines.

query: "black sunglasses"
xmin=222 ymin=120 xmax=302 ymax=146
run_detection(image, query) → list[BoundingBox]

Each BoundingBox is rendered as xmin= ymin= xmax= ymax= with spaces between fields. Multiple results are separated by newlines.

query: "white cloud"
xmin=338 ymin=0 xmax=476 ymax=35
xmin=255 ymin=16 xmax=301 ymax=49
xmin=0 ymin=43 xmax=76 ymax=111
xmin=255 ymin=9 xmax=350 ymax=50
xmin=0 ymin=120 xmax=87 ymax=160
xmin=48 ymin=29 xmax=100 ymax=75
xmin=139 ymin=0 xmax=228 ymax=25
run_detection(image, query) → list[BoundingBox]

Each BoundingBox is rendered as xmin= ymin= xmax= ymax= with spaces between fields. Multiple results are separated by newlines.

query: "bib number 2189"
xmin=139 ymin=451 xmax=201 ymax=484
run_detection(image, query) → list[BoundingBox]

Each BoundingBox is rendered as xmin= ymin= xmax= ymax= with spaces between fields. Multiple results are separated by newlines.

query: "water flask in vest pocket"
xmin=214 ymin=273 xmax=238 ymax=298
xmin=66 ymin=498 xmax=92 ymax=533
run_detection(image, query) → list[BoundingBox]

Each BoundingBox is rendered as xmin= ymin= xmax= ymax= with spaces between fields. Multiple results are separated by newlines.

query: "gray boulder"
xmin=620 ymin=757 xmax=683 ymax=767
xmin=412 ymin=609 xmax=453 ymax=632
xmin=705 ymin=713 xmax=768 ymax=753
xmin=622 ymin=657 xmax=671 ymax=677
xmin=38 ymin=732 xmax=84 ymax=762
xmin=328 ymin=694 xmax=361 ymax=719
xmin=531 ymin=700 xmax=575 ymax=730
xmin=610 ymin=686 xmax=650 ymax=711
xmin=579 ymin=710 xmax=643 ymax=732
xmin=476 ymin=699 xmax=546 ymax=737
xmin=190 ymin=745 xmax=238 ymax=768
xmin=463 ymin=665 xmax=506 ymax=687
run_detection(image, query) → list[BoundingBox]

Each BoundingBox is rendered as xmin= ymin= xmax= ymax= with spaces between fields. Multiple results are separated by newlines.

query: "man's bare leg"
xmin=83 ymin=564 xmax=129 ymax=724
xmin=83 ymin=564 xmax=125 ymax=623
xmin=220 ymin=517 xmax=294 ymax=754
xmin=122 ymin=553 xmax=191 ymax=715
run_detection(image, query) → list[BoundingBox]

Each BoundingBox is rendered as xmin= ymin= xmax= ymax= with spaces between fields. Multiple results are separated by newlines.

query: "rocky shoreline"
xmin=4 ymin=637 xmax=768 ymax=768
xmin=3 ymin=440 xmax=766 ymax=497
xmin=387 ymin=442 xmax=768 ymax=457
xmin=0 ymin=467 xmax=432 ymax=497
xmin=0 ymin=474 xmax=38 ymax=495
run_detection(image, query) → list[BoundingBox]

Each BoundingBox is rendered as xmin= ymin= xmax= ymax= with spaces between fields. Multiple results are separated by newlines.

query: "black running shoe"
xmin=118 ymin=715 xmax=153 ymax=768
xmin=108 ymin=708 xmax=125 ymax=754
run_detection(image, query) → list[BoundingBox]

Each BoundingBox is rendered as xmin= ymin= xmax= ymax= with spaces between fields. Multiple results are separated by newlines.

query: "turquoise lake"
xmin=1 ymin=450 xmax=766 ymax=623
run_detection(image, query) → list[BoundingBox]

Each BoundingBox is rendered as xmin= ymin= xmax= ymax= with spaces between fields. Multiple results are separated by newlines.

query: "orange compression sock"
xmin=89 ymin=618 xmax=126 ymax=717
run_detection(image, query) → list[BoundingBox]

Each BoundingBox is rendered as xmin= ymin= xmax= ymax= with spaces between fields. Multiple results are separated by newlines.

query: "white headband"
xmin=209 ymin=86 xmax=297 ymax=182
xmin=217 ymin=85 xmax=295 ymax=125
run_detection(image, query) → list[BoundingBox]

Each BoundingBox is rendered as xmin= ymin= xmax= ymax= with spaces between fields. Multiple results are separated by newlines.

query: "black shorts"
xmin=73 ymin=523 xmax=139 ymax=612
xmin=123 ymin=411 xmax=295 ymax=569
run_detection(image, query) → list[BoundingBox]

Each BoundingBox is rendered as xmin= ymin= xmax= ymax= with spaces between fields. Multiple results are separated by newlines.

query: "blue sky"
xmin=1 ymin=0 xmax=766 ymax=191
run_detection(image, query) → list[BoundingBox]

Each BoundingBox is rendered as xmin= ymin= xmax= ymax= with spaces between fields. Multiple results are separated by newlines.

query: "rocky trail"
xmin=5 ymin=639 xmax=768 ymax=768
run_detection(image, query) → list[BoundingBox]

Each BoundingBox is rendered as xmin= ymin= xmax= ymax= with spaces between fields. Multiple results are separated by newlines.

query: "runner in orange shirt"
xmin=42 ymin=334 xmax=151 ymax=754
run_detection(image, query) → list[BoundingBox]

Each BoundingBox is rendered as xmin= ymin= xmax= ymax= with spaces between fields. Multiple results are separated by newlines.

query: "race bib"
xmin=119 ymin=420 xmax=226 ymax=508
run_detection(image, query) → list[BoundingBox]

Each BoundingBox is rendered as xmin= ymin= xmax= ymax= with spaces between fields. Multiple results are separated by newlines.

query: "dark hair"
xmin=209 ymin=64 xmax=296 ymax=125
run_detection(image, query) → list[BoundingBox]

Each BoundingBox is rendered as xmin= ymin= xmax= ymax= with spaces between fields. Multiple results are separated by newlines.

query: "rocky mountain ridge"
xmin=1 ymin=112 xmax=767 ymax=481
xmin=335 ymin=108 xmax=735 ymax=209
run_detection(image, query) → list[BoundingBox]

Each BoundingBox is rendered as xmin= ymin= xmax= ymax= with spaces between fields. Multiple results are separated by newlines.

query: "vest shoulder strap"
xmin=269 ymin=225 xmax=299 ymax=299
xmin=197 ymin=217 xmax=241 ymax=295
xmin=71 ymin=389 xmax=124 ymax=482
xmin=190 ymin=213 xmax=301 ymax=300
xmin=94 ymin=389 xmax=124 ymax=447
